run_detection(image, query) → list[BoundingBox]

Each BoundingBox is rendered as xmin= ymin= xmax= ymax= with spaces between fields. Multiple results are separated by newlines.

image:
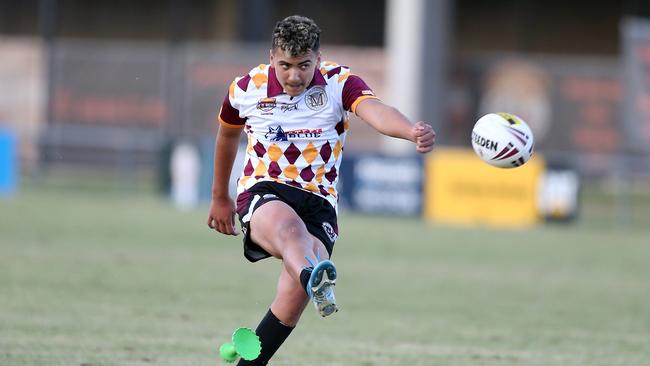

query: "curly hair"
xmin=271 ymin=15 xmax=321 ymax=56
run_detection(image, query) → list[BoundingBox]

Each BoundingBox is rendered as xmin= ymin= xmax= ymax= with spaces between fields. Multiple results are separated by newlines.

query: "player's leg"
xmin=237 ymin=203 xmax=333 ymax=366
xmin=236 ymin=266 xmax=306 ymax=366
xmin=249 ymin=200 xmax=327 ymax=287
xmin=250 ymin=200 xmax=337 ymax=317
xmin=271 ymin=263 xmax=310 ymax=326
xmin=302 ymin=242 xmax=338 ymax=317
xmin=269 ymin=235 xmax=331 ymax=325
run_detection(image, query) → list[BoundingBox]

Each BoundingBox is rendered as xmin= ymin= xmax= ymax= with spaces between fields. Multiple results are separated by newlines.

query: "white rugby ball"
xmin=471 ymin=113 xmax=535 ymax=168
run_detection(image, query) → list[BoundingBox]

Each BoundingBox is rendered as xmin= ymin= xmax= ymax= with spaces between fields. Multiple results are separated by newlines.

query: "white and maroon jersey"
xmin=218 ymin=61 xmax=378 ymax=210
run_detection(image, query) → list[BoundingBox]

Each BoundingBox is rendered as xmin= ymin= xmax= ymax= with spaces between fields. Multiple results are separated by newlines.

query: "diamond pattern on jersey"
xmin=300 ymin=165 xmax=315 ymax=181
xmin=254 ymin=142 xmax=266 ymax=157
xmin=305 ymin=182 xmax=318 ymax=192
xmin=320 ymin=142 xmax=332 ymax=163
xmin=239 ymin=176 xmax=251 ymax=187
xmin=243 ymin=160 xmax=254 ymax=176
xmin=268 ymin=161 xmax=281 ymax=178
xmin=325 ymin=167 xmax=337 ymax=183
xmin=303 ymin=142 xmax=318 ymax=164
xmin=335 ymin=121 xmax=345 ymax=135
xmin=283 ymin=165 xmax=299 ymax=180
xmin=225 ymin=61 xmax=377 ymax=209
xmin=254 ymin=161 xmax=267 ymax=176
xmin=315 ymin=165 xmax=325 ymax=183
xmin=333 ymin=141 xmax=342 ymax=160
xmin=231 ymin=61 xmax=366 ymax=208
xmin=239 ymin=135 xmax=343 ymax=200
xmin=267 ymin=143 xmax=282 ymax=162
xmin=284 ymin=143 xmax=301 ymax=164
xmin=252 ymin=73 xmax=268 ymax=89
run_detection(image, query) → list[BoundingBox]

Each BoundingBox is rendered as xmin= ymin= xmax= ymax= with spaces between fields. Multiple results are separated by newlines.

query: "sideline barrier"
xmin=424 ymin=148 xmax=545 ymax=228
xmin=338 ymin=154 xmax=423 ymax=216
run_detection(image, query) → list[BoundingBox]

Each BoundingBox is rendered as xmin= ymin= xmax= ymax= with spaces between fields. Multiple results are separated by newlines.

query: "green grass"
xmin=1 ymin=185 xmax=649 ymax=366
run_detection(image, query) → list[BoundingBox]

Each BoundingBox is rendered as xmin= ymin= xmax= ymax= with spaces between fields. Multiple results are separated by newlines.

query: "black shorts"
xmin=235 ymin=181 xmax=339 ymax=262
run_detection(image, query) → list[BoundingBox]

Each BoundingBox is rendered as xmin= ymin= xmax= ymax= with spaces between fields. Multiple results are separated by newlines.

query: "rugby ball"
xmin=471 ymin=112 xmax=534 ymax=168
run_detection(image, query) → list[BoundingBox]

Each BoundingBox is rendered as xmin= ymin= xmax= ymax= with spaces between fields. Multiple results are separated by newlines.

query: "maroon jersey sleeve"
xmin=218 ymin=93 xmax=246 ymax=128
xmin=341 ymin=75 xmax=379 ymax=113
xmin=218 ymin=78 xmax=247 ymax=128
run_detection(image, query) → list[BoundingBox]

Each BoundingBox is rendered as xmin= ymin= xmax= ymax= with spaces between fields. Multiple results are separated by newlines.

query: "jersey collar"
xmin=267 ymin=67 xmax=327 ymax=97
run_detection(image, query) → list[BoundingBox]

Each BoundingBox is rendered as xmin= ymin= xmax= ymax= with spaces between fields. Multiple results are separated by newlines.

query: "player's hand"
xmin=207 ymin=196 xmax=240 ymax=236
xmin=412 ymin=121 xmax=435 ymax=153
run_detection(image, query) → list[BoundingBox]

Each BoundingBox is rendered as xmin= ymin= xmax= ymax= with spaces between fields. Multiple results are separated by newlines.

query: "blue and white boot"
xmin=305 ymin=258 xmax=338 ymax=317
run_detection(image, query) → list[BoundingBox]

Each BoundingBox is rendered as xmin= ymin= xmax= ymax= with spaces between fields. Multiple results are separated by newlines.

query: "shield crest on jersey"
xmin=305 ymin=86 xmax=328 ymax=111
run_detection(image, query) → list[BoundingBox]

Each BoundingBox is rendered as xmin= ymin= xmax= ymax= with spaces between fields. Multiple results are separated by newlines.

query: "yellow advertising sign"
xmin=424 ymin=148 xmax=545 ymax=228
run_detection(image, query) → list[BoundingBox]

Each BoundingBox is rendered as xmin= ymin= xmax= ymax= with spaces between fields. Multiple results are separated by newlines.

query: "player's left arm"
xmin=355 ymin=98 xmax=436 ymax=153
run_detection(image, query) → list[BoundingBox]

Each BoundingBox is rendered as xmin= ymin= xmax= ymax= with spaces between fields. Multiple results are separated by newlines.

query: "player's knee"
xmin=276 ymin=216 xmax=310 ymax=243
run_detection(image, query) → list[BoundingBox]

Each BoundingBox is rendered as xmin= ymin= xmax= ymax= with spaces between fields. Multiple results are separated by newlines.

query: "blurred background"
xmin=2 ymin=2 xmax=650 ymax=366
xmin=3 ymin=0 xmax=650 ymax=226
xmin=1 ymin=0 xmax=650 ymax=226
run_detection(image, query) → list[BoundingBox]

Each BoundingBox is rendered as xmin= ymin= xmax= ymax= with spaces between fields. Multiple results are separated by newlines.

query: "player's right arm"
xmin=207 ymin=123 xmax=242 ymax=235
xmin=207 ymin=79 xmax=247 ymax=236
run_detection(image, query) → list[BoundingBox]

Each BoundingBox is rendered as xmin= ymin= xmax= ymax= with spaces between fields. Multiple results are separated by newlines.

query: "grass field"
xmin=1 ymin=184 xmax=650 ymax=366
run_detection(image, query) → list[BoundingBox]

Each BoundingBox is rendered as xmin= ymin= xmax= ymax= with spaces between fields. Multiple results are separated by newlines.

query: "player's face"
xmin=270 ymin=48 xmax=320 ymax=97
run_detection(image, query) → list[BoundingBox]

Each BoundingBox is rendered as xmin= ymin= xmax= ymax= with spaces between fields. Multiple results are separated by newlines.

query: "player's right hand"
xmin=412 ymin=121 xmax=435 ymax=153
xmin=207 ymin=197 xmax=240 ymax=236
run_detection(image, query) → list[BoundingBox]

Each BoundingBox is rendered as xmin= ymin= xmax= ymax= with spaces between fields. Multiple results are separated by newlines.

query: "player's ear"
xmin=269 ymin=49 xmax=274 ymax=64
xmin=316 ymin=51 xmax=321 ymax=65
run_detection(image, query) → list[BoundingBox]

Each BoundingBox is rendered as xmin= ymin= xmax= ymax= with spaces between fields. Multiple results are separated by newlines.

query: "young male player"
xmin=207 ymin=15 xmax=435 ymax=365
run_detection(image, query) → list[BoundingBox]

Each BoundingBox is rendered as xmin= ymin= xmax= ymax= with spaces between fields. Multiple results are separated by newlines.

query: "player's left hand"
xmin=412 ymin=121 xmax=435 ymax=153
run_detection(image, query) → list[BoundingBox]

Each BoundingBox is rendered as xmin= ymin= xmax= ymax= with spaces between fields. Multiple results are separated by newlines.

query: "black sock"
xmin=299 ymin=267 xmax=312 ymax=296
xmin=237 ymin=309 xmax=294 ymax=366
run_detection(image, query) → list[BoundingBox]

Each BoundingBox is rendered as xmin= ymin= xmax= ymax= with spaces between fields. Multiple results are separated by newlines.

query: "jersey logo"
xmin=264 ymin=126 xmax=288 ymax=141
xmin=280 ymin=102 xmax=299 ymax=112
xmin=322 ymin=222 xmax=338 ymax=243
xmin=257 ymin=98 xmax=276 ymax=112
xmin=305 ymin=86 xmax=328 ymax=110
